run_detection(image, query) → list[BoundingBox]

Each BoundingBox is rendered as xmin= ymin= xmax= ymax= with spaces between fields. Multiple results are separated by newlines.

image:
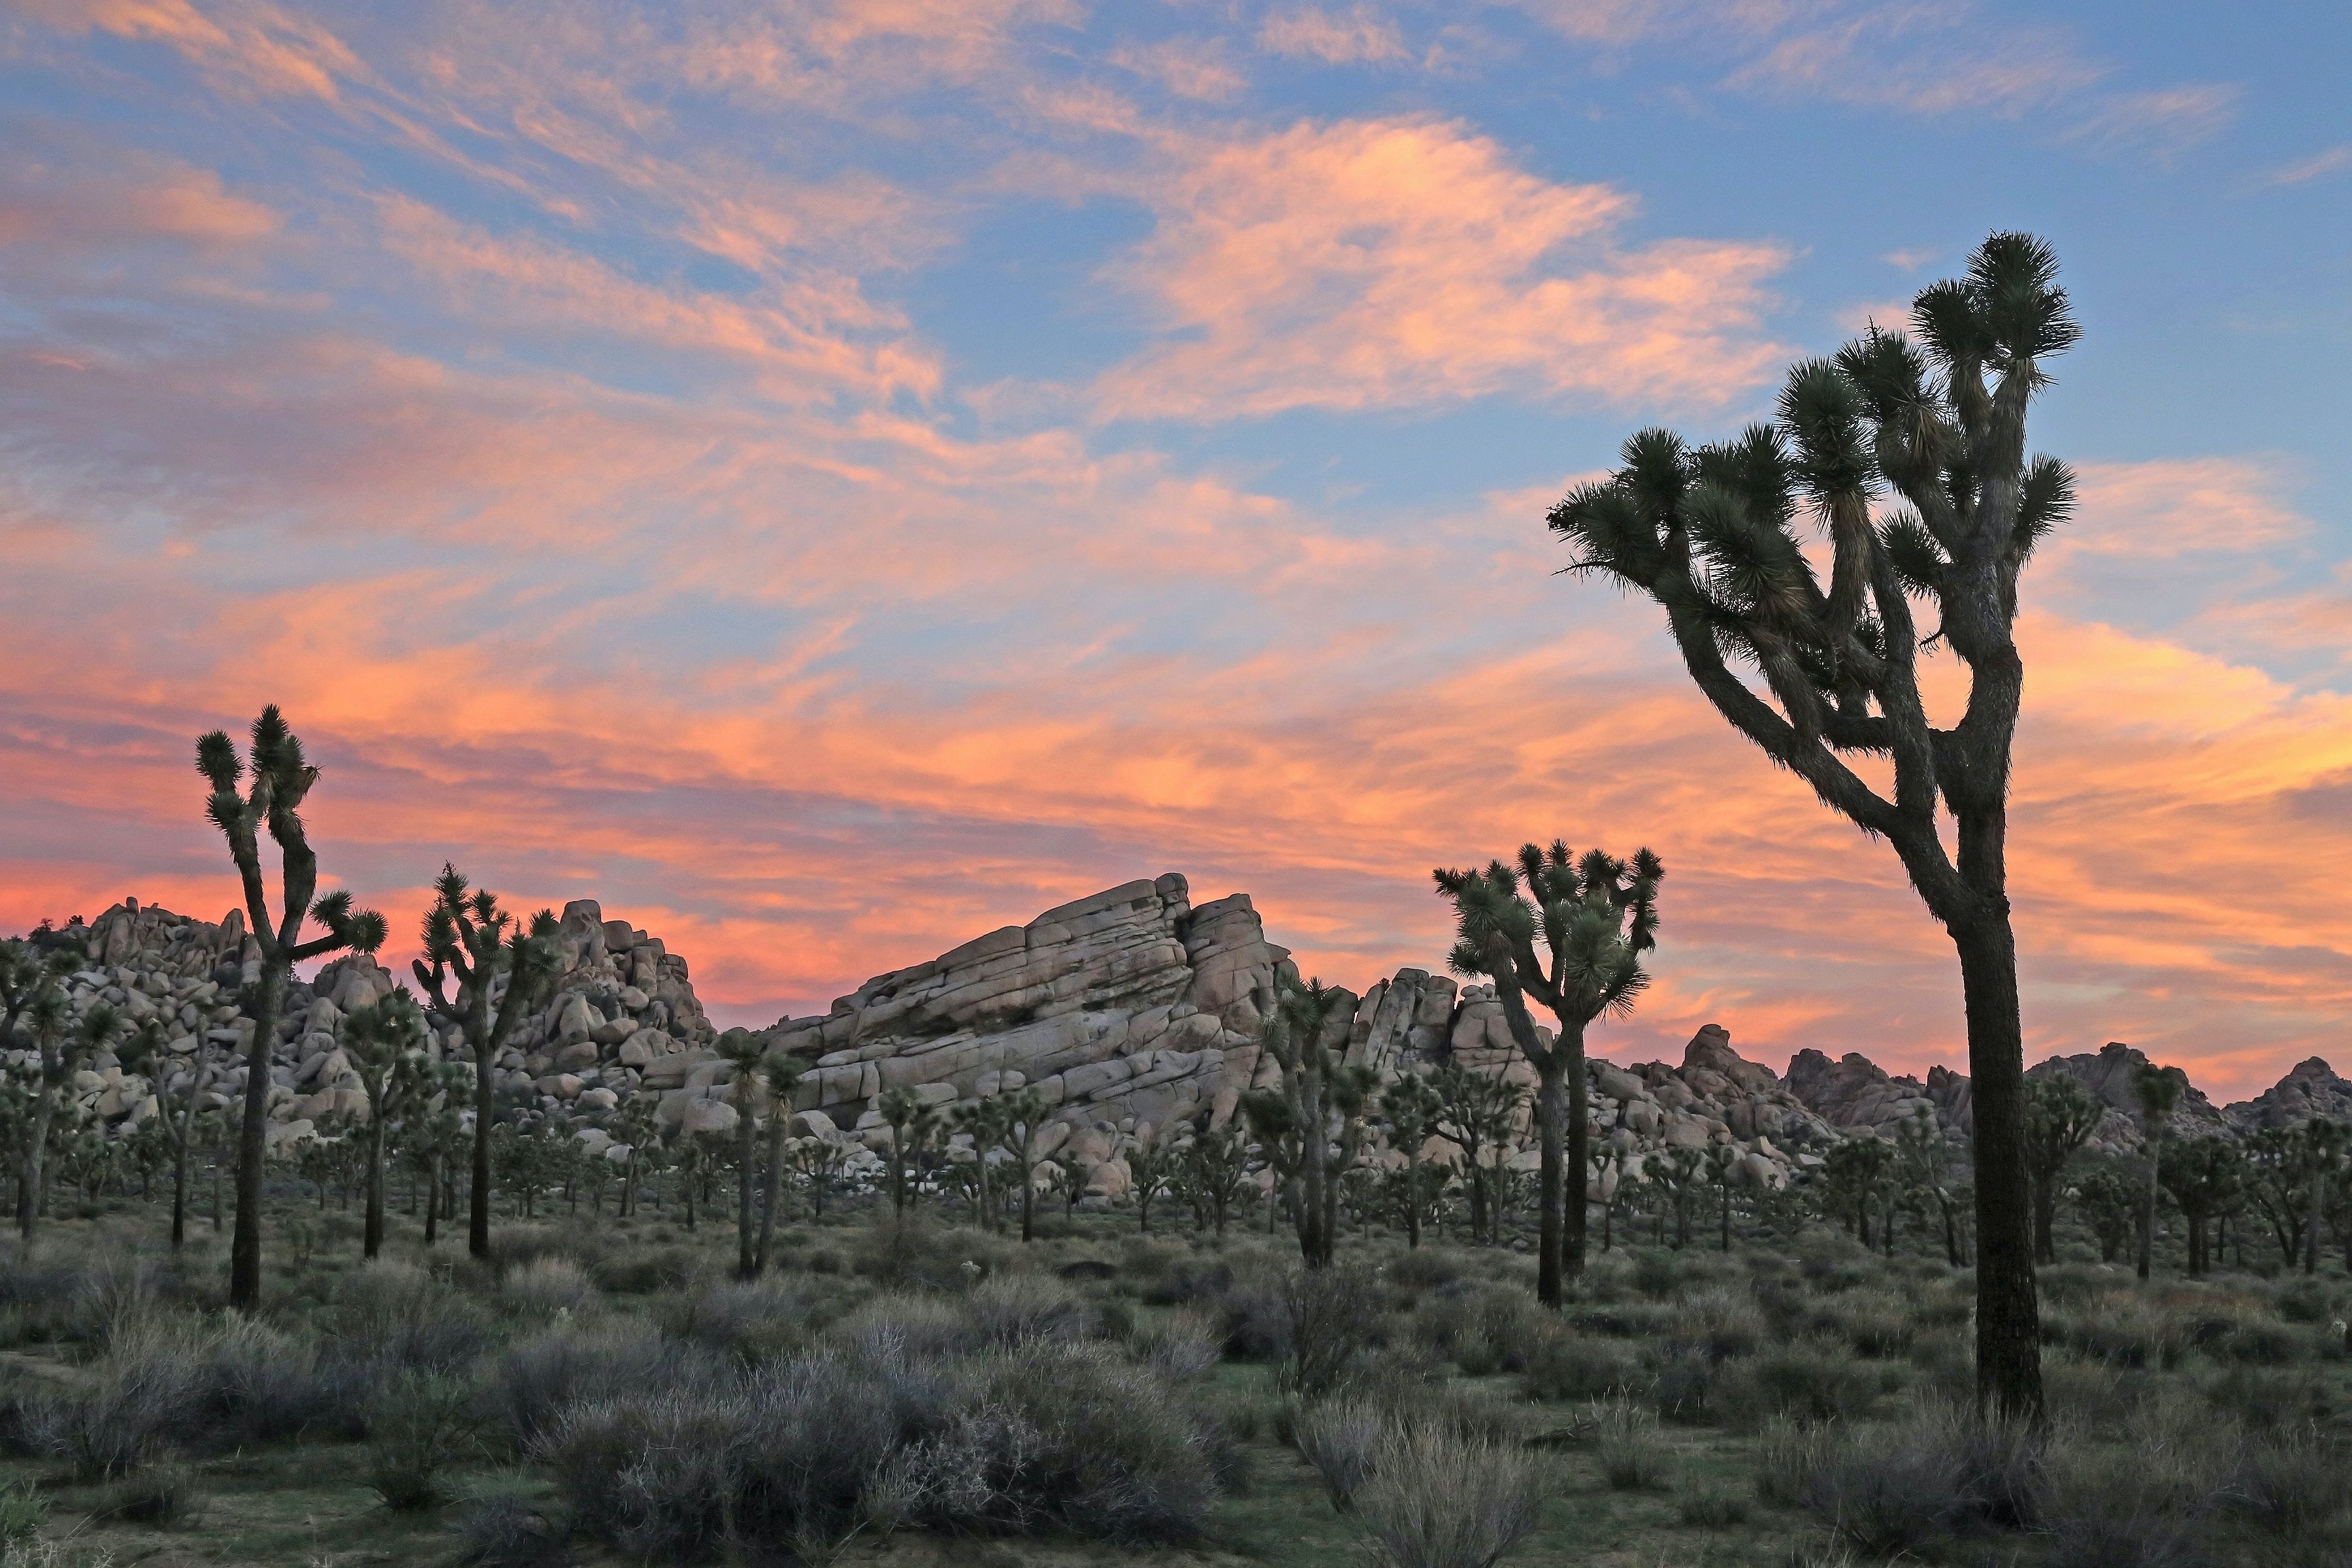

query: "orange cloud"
xmin=1095 ymin=117 xmax=1791 ymax=419
xmin=24 ymin=0 xmax=360 ymax=99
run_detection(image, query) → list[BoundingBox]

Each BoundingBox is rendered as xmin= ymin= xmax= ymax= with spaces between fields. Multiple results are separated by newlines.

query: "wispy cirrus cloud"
xmin=1093 ymin=116 xmax=1791 ymax=419
xmin=2260 ymin=144 xmax=2352 ymax=188
xmin=1256 ymin=5 xmax=1412 ymax=65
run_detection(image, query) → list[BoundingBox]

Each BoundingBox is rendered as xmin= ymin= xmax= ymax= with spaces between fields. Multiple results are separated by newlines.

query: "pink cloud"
xmin=1095 ymin=116 xmax=1790 ymax=419
xmin=1256 ymin=5 xmax=1411 ymax=65
xmin=2065 ymin=457 xmax=2308 ymax=558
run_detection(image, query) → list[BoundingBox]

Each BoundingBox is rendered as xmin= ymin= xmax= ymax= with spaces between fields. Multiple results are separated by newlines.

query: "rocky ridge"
xmin=10 ymin=877 xmax=2349 ymax=1196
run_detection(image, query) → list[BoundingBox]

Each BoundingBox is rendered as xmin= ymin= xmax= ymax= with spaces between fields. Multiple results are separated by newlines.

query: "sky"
xmin=3 ymin=0 xmax=2349 ymax=1101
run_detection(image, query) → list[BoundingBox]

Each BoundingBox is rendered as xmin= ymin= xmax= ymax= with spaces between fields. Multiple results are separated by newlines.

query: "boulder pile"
xmin=11 ymin=877 xmax=2349 ymax=1195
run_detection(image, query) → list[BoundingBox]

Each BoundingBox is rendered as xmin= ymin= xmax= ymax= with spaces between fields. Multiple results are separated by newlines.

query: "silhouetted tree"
xmin=876 ymin=1085 xmax=939 ymax=1219
xmin=1380 ymin=1075 xmax=1442 ymax=1249
xmin=2158 ymin=1134 xmax=2242 ymax=1279
xmin=195 ymin=708 xmax=387 ymax=1309
xmin=409 ymin=864 xmax=559 ymax=1261
xmin=2301 ymin=1117 xmax=2343 ymax=1277
xmin=1549 ymin=233 xmax=2081 ymax=1420
xmin=1426 ymin=1062 xmax=1523 ymax=1244
xmin=17 ymin=1000 xmax=122 ymax=1243
xmin=2132 ymin=1062 xmax=2185 ymax=1281
xmin=1243 ymin=977 xmax=1372 ymax=1267
xmin=2023 ymin=1075 xmax=2103 ymax=1264
xmin=342 ymin=990 xmax=427 ymax=1260
xmin=1435 ymin=843 xmax=1661 ymax=1303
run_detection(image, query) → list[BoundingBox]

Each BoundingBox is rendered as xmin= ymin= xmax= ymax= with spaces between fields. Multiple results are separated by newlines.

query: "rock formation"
xmin=8 ymin=877 xmax=2346 ymax=1197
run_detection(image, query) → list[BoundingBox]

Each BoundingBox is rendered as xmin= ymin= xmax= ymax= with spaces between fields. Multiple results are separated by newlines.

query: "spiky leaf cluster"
xmin=193 ymin=706 xmax=386 ymax=962
xmin=1433 ymin=840 xmax=1662 ymax=1036
xmin=1547 ymin=235 xmax=2078 ymax=921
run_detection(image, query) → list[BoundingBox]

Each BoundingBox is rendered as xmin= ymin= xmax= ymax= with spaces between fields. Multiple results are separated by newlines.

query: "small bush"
xmin=370 ymin=1373 xmax=478 ymax=1511
xmin=1355 ymin=1420 xmax=1541 ymax=1568
xmin=1799 ymin=1401 xmax=2042 ymax=1556
xmin=97 ymin=1463 xmax=198 ymax=1526
xmin=1294 ymin=1397 xmax=1384 ymax=1511
xmin=1591 ymin=1395 xmax=1674 ymax=1492
xmin=487 ymin=1324 xmax=716 ymax=1452
xmin=502 ymin=1257 xmax=596 ymax=1319
xmin=1714 ymin=1340 xmax=1883 ymax=1430
xmin=1134 ymin=1308 xmax=1220 ymax=1380
xmin=451 ymin=1492 xmax=570 ymax=1567
xmin=1279 ymin=1264 xmax=1384 ymax=1397
xmin=0 ymin=1478 xmax=47 ymax=1550
xmin=2225 ymin=1427 xmax=2351 ymax=1536
xmin=1518 ymin=1324 xmax=1641 ymax=1402
xmin=1754 ymin=1416 xmax=1833 ymax=1509
xmin=964 ymin=1273 xmax=1097 ymax=1348
xmin=673 ymin=1276 xmax=815 ymax=1360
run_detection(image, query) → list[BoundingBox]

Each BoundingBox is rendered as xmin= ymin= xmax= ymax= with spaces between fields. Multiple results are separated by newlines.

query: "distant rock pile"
xmin=11 ymin=876 xmax=2351 ymax=1194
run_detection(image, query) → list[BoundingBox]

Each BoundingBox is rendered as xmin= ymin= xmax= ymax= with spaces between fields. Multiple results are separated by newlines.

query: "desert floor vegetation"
xmin=0 ymin=1192 xmax=2347 ymax=1568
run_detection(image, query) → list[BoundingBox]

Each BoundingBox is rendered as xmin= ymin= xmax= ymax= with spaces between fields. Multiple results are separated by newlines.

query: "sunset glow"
xmin=4 ymin=0 xmax=2347 ymax=1100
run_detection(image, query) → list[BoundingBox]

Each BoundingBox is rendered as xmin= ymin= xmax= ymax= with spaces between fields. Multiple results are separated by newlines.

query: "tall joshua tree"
xmin=1435 ymin=843 xmax=1661 ymax=1306
xmin=197 ymin=707 xmax=387 ymax=1310
xmin=410 ymin=864 xmax=559 ymax=1260
xmin=2023 ymin=1075 xmax=2103 ymax=1265
xmin=1548 ymin=233 xmax=2081 ymax=1419
xmin=1427 ymin=1061 xmax=1523 ymax=1244
xmin=1243 ymin=977 xmax=1371 ymax=1268
xmin=2302 ymin=1117 xmax=2343 ymax=1278
xmin=2132 ymin=1061 xmax=2185 ymax=1281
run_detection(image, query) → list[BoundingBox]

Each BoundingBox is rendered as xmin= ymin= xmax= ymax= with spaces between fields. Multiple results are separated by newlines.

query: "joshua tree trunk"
xmin=1535 ymin=1061 xmax=1568 ymax=1301
xmin=363 ymin=1116 xmax=389 ymax=1259
xmin=754 ymin=1108 xmax=785 ymax=1275
xmin=229 ymin=970 xmax=284 ymax=1297
xmin=1955 ymin=915 xmax=2039 ymax=1417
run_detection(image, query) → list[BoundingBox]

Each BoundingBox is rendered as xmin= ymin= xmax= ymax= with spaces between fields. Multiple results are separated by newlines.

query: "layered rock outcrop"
xmin=12 ymin=879 xmax=2347 ymax=1191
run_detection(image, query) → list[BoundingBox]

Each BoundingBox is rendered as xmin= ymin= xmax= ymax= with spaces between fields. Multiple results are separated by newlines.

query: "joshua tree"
xmin=2301 ymin=1117 xmax=2344 ymax=1277
xmin=1548 ymin=234 xmax=2080 ymax=1418
xmin=195 ymin=707 xmax=387 ymax=1309
xmin=1706 ymin=1143 xmax=1739 ymax=1252
xmin=1380 ymin=1075 xmax=1442 ymax=1249
xmin=876 ymin=1084 xmax=939 ymax=1219
xmin=1897 ymin=1104 xmax=1968 ymax=1267
xmin=948 ymin=1096 xmax=1012 ymax=1233
xmin=17 ymin=998 xmax=122 ymax=1243
xmin=2023 ymin=1075 xmax=2104 ymax=1264
xmin=983 ymin=1088 xmax=1053 ymax=1243
xmin=2158 ymin=1134 xmax=2242 ymax=1279
xmin=1126 ymin=1128 xmax=1179 ymax=1235
xmin=785 ymin=1133 xmax=847 ymax=1220
xmin=2243 ymin=1126 xmax=2313 ymax=1268
xmin=131 ymin=1017 xmax=222 ymax=1251
xmin=713 ymin=1028 xmax=778 ymax=1277
xmin=342 ymin=990 xmax=427 ymax=1260
xmin=1048 ymin=1154 xmax=1088 ymax=1220
xmin=2132 ymin=1062 xmax=2185 ymax=1281
xmin=1243 ymin=977 xmax=1373 ymax=1267
xmin=1426 ymin=1062 xmax=1523 ymax=1244
xmin=408 ymin=864 xmax=559 ymax=1261
xmin=0 ymin=941 xmax=77 ymax=1066
xmin=1435 ymin=844 xmax=1661 ymax=1304
xmin=1822 ymin=1133 xmax=1895 ymax=1247
xmin=1181 ymin=1121 xmax=1252 ymax=1236
xmin=750 ymin=1053 xmax=806 ymax=1272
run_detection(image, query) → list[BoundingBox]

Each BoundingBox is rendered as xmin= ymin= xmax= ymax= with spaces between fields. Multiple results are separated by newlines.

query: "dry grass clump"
xmin=1798 ymin=1399 xmax=2041 ymax=1556
xmin=1591 ymin=1394 xmax=1676 ymax=1492
xmin=1356 ymin=1421 xmax=1541 ymax=1568
xmin=500 ymin=1256 xmax=596 ymax=1319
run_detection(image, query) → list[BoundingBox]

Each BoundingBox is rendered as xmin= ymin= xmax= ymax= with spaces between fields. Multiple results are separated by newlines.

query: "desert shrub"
xmin=1518 ymin=1324 xmax=1642 ymax=1402
xmin=1799 ymin=1401 xmax=2042 ymax=1556
xmin=2223 ymin=1426 xmax=2352 ymax=1537
xmin=1355 ymin=1421 xmax=1541 ymax=1568
xmin=451 ymin=1492 xmax=570 ymax=1567
xmin=545 ymin=1330 xmax=1222 ymax=1558
xmin=1386 ymin=1249 xmax=1464 ymax=1294
xmin=1294 ymin=1396 xmax=1384 ymax=1510
xmin=335 ymin=1261 xmax=489 ymax=1380
xmin=2054 ymin=1294 xmax=2189 ymax=1370
xmin=486 ymin=1324 xmax=717 ymax=1451
xmin=1629 ymin=1249 xmax=1690 ymax=1299
xmin=1134 ymin=1308 xmax=1220 ymax=1380
xmin=1754 ymin=1416 xmax=1833 ymax=1508
xmin=1563 ymin=1299 xmax=1678 ymax=1339
xmin=1279 ymin=1264 xmax=1385 ymax=1397
xmin=1651 ymin=1347 xmax=1721 ymax=1425
xmin=588 ymin=1244 xmax=696 ymax=1296
xmin=1215 ymin=1274 xmax=1289 ymax=1361
xmin=1714 ymin=1339 xmax=1885 ymax=1430
xmin=1671 ymin=1286 xmax=1765 ymax=1360
xmin=673 ymin=1276 xmax=817 ymax=1360
xmin=2200 ymin=1364 xmax=2331 ymax=1428
xmin=502 ymin=1257 xmax=596 ymax=1320
xmin=0 ymin=1478 xmax=47 ymax=1549
xmin=964 ymin=1272 xmax=1098 ymax=1348
xmin=1827 ymin=1288 xmax=1916 ymax=1357
xmin=1414 ymin=1283 xmax=1540 ymax=1379
xmin=2272 ymin=1277 xmax=2336 ymax=1325
xmin=2036 ymin=1428 xmax=2225 ymax=1568
xmin=96 ymin=1463 xmax=198 ymax=1525
xmin=851 ymin=1213 xmax=1014 ymax=1290
xmin=370 ymin=1373 xmax=480 ymax=1510
xmin=1592 ymin=1394 xmax=1674 ymax=1492
xmin=2208 ymin=1316 xmax=2314 ymax=1365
